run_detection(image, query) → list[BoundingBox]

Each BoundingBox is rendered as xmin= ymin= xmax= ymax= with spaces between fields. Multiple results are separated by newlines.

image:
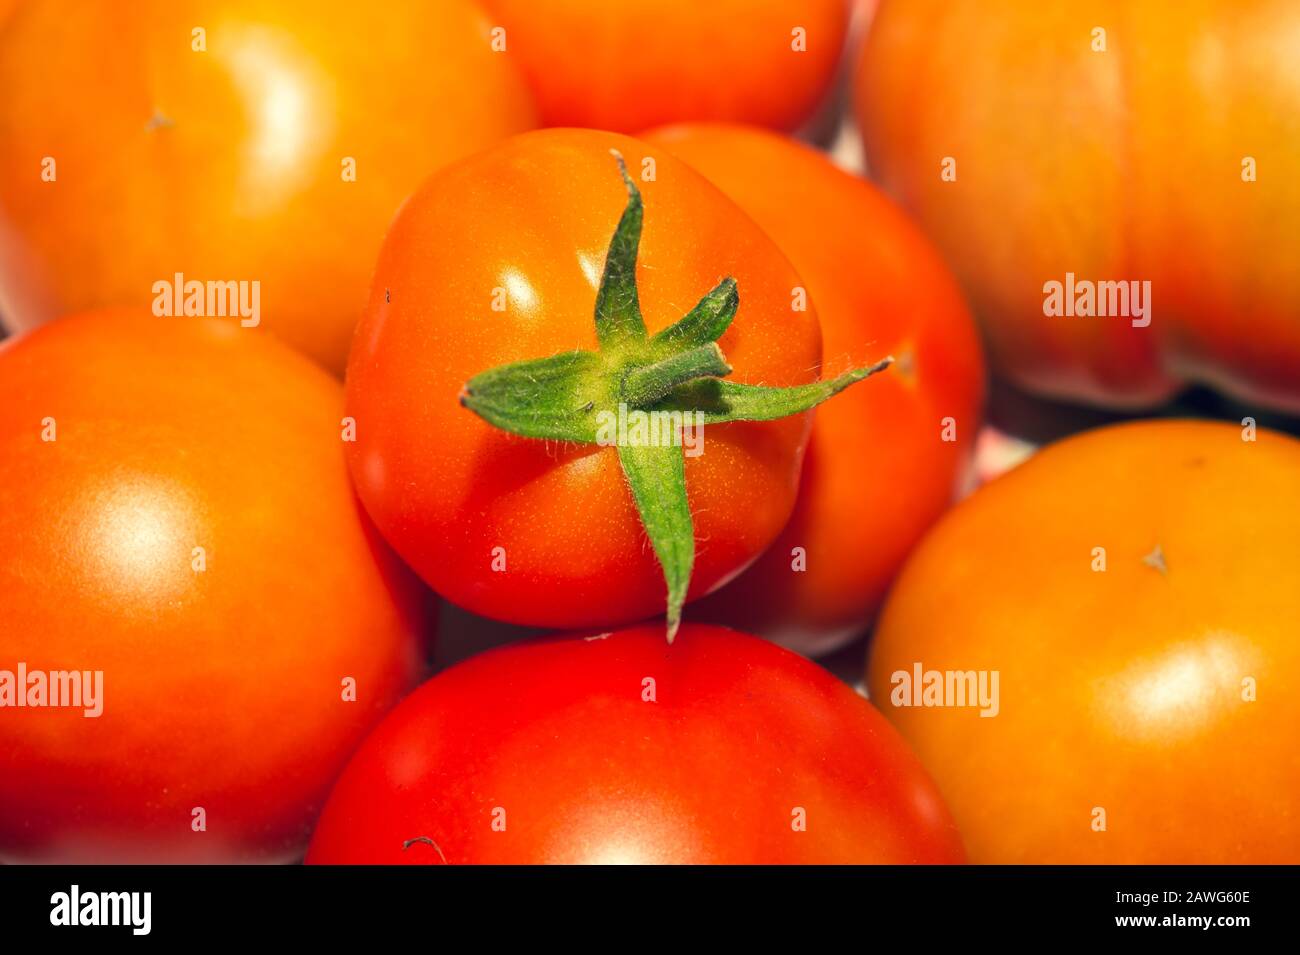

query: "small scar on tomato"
xmin=401 ymin=836 xmax=448 ymax=863
xmin=1141 ymin=544 xmax=1168 ymax=575
xmin=144 ymin=110 xmax=174 ymax=132
xmin=890 ymin=345 xmax=917 ymax=384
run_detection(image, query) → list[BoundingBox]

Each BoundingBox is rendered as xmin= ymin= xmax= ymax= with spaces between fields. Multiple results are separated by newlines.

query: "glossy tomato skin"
xmin=868 ymin=420 xmax=1300 ymax=863
xmin=0 ymin=0 xmax=535 ymax=374
xmin=307 ymin=624 xmax=965 ymax=864
xmin=478 ymin=0 xmax=849 ymax=133
xmin=0 ymin=310 xmax=428 ymax=863
xmin=646 ymin=124 xmax=984 ymax=656
xmin=345 ymin=128 xmax=822 ymax=630
xmin=856 ymin=0 xmax=1300 ymax=411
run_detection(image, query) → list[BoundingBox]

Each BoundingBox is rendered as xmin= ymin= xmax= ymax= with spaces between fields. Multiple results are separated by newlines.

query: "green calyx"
xmin=460 ymin=151 xmax=892 ymax=642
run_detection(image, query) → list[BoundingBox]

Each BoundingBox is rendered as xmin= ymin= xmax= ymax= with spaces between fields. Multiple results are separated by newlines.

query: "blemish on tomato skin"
xmin=401 ymin=835 xmax=447 ymax=863
xmin=1142 ymin=544 xmax=1168 ymax=575
xmin=892 ymin=344 xmax=918 ymax=383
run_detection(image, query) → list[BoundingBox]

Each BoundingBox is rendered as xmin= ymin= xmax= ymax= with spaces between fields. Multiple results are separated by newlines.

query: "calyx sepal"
xmin=461 ymin=151 xmax=891 ymax=641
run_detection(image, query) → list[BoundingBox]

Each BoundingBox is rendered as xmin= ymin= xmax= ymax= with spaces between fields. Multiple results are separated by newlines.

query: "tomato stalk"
xmin=460 ymin=151 xmax=891 ymax=641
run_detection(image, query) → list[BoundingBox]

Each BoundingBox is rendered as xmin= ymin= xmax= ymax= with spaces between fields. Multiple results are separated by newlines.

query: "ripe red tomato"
xmin=646 ymin=124 xmax=984 ymax=655
xmin=477 ymin=0 xmax=850 ymax=133
xmin=307 ymin=624 xmax=965 ymax=864
xmin=0 ymin=310 xmax=428 ymax=863
xmin=346 ymin=127 xmax=881 ymax=632
xmin=0 ymin=0 xmax=536 ymax=374
xmin=856 ymin=0 xmax=1300 ymax=411
xmin=868 ymin=420 xmax=1300 ymax=863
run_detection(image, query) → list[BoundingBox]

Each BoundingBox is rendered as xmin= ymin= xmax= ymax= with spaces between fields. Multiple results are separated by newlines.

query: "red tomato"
xmin=868 ymin=420 xmax=1300 ymax=863
xmin=0 ymin=310 xmax=428 ymax=863
xmin=646 ymin=123 xmax=984 ymax=655
xmin=345 ymin=128 xmax=851 ymax=631
xmin=0 ymin=0 xmax=536 ymax=374
xmin=856 ymin=0 xmax=1300 ymax=411
xmin=306 ymin=624 xmax=965 ymax=864
xmin=477 ymin=0 xmax=850 ymax=133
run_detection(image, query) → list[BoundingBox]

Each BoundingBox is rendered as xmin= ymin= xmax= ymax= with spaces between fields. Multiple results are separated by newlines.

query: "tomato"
xmin=855 ymin=0 xmax=1300 ymax=411
xmin=0 ymin=310 xmax=428 ymax=863
xmin=867 ymin=420 xmax=1300 ymax=863
xmin=345 ymin=127 xmax=891 ymax=632
xmin=477 ymin=0 xmax=850 ymax=133
xmin=645 ymin=123 xmax=984 ymax=655
xmin=0 ymin=0 xmax=536 ymax=374
xmin=306 ymin=623 xmax=965 ymax=864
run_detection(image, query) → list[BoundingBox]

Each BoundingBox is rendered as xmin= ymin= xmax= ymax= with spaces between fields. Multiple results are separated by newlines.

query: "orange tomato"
xmin=346 ymin=128 xmax=828 ymax=630
xmin=867 ymin=420 xmax=1300 ymax=863
xmin=478 ymin=0 xmax=850 ymax=133
xmin=0 ymin=310 xmax=427 ymax=863
xmin=646 ymin=124 xmax=984 ymax=655
xmin=856 ymin=0 xmax=1300 ymax=411
xmin=0 ymin=0 xmax=535 ymax=374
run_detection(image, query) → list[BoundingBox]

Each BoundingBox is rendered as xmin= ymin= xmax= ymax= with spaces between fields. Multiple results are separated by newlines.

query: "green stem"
xmin=593 ymin=151 xmax=647 ymax=349
xmin=459 ymin=154 xmax=891 ymax=641
xmin=621 ymin=342 xmax=731 ymax=408
xmin=617 ymin=443 xmax=693 ymax=643
xmin=651 ymin=358 xmax=894 ymax=423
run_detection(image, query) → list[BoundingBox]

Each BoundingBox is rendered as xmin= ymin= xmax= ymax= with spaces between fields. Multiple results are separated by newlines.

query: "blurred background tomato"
xmin=479 ymin=0 xmax=851 ymax=134
xmin=856 ymin=0 xmax=1300 ymax=412
xmin=0 ymin=0 xmax=536 ymax=374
